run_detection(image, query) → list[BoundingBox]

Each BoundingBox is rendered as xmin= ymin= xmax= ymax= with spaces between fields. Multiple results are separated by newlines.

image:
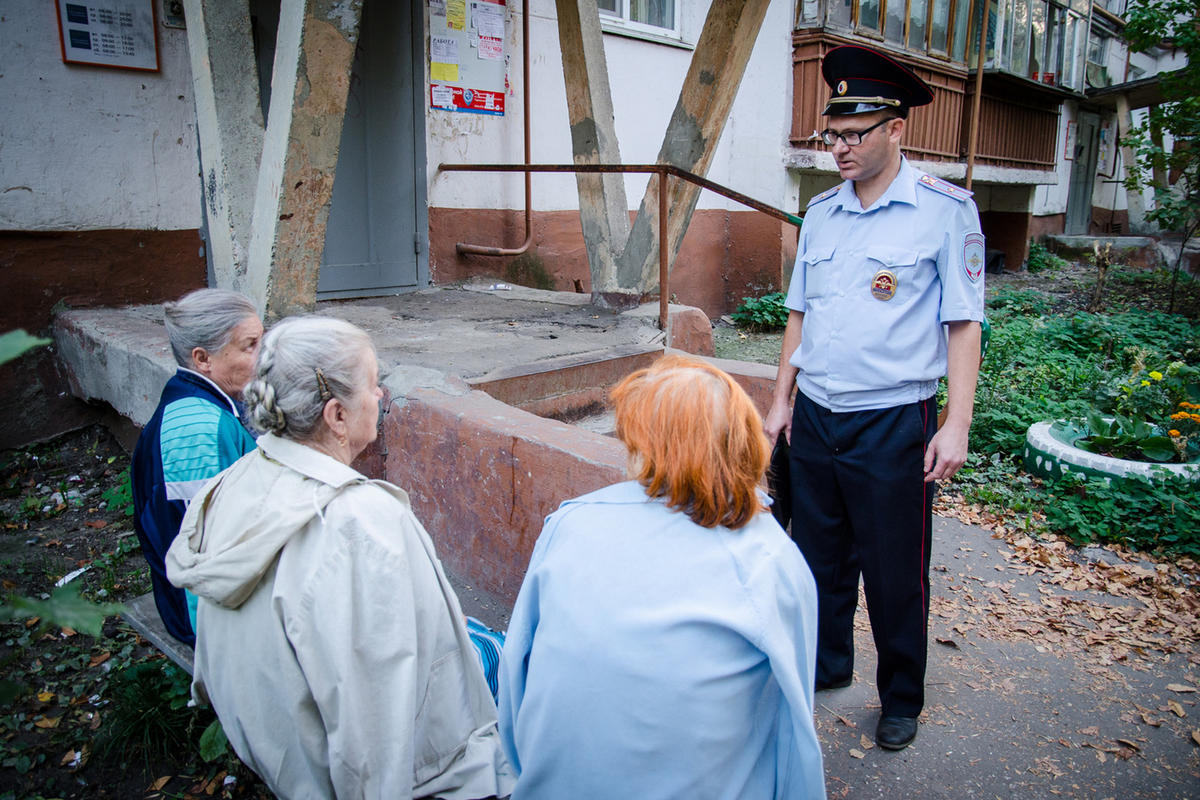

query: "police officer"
xmin=764 ymin=44 xmax=986 ymax=751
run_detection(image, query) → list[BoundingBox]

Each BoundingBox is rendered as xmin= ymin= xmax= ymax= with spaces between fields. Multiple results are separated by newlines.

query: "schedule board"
xmin=55 ymin=0 xmax=159 ymax=72
xmin=428 ymin=0 xmax=507 ymax=115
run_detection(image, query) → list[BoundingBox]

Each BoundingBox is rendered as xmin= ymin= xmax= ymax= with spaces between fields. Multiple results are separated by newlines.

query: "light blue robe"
xmin=498 ymin=481 xmax=826 ymax=799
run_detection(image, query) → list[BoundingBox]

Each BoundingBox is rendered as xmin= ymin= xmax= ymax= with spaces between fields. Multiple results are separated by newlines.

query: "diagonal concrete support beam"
xmin=246 ymin=0 xmax=363 ymax=320
xmin=617 ymin=0 xmax=772 ymax=293
xmin=183 ymin=0 xmax=264 ymax=290
xmin=554 ymin=0 xmax=631 ymax=303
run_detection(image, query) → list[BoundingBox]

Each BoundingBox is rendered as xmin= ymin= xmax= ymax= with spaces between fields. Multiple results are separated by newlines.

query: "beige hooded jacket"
xmin=166 ymin=433 xmax=514 ymax=800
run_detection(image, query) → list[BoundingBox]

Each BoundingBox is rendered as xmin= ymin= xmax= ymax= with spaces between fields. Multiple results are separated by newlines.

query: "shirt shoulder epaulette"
xmin=916 ymin=173 xmax=973 ymax=202
xmin=806 ymin=185 xmax=840 ymax=208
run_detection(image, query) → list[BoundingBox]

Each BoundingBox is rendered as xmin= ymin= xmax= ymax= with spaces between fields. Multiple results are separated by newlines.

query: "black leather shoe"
xmin=815 ymin=676 xmax=852 ymax=691
xmin=875 ymin=715 xmax=918 ymax=750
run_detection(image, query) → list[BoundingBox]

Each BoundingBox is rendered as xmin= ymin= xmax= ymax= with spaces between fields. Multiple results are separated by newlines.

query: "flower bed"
xmin=1023 ymin=419 xmax=1200 ymax=482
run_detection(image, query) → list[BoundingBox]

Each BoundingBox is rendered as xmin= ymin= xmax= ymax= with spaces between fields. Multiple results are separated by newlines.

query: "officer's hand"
xmin=924 ymin=420 xmax=969 ymax=482
xmin=764 ymin=400 xmax=792 ymax=445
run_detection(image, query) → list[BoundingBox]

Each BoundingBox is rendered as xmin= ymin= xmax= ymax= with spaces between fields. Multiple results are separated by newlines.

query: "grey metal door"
xmin=317 ymin=0 xmax=428 ymax=298
xmin=1065 ymin=112 xmax=1099 ymax=235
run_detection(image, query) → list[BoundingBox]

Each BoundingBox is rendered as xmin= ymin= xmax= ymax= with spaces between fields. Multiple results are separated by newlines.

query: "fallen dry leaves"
xmin=932 ymin=494 xmax=1200 ymax=670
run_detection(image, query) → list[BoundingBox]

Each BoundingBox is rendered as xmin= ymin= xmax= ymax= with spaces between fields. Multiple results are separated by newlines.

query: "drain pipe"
xmin=964 ymin=1 xmax=990 ymax=191
xmin=456 ymin=0 xmax=533 ymax=257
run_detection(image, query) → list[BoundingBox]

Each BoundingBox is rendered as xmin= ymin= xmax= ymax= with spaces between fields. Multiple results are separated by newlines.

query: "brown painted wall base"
xmin=381 ymin=356 xmax=777 ymax=605
xmin=1090 ymin=208 xmax=1130 ymax=236
xmin=0 ymin=229 xmax=206 ymax=448
xmin=1029 ymin=214 xmax=1065 ymax=241
xmin=980 ymin=211 xmax=1032 ymax=273
xmin=429 ymin=207 xmax=796 ymax=319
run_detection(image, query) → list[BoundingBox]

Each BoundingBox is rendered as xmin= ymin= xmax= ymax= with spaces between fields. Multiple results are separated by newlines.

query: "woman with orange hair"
xmin=498 ymin=354 xmax=825 ymax=799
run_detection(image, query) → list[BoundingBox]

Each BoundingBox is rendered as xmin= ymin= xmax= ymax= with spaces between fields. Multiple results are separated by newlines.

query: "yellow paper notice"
xmin=431 ymin=62 xmax=459 ymax=82
xmin=446 ymin=0 xmax=466 ymax=30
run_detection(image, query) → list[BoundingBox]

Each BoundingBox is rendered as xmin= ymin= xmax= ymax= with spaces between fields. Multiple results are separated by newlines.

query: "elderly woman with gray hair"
xmin=166 ymin=316 xmax=514 ymax=800
xmin=131 ymin=287 xmax=262 ymax=646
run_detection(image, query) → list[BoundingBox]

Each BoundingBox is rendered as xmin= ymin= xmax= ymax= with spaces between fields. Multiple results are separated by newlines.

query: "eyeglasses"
xmin=820 ymin=118 xmax=891 ymax=147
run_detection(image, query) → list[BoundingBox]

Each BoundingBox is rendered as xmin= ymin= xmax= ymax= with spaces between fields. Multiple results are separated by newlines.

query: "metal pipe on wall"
xmin=658 ymin=168 xmax=668 ymax=333
xmin=456 ymin=0 xmax=532 ymax=257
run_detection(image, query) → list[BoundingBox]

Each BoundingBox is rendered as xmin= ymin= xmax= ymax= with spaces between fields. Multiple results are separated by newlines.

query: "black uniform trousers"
xmin=788 ymin=390 xmax=937 ymax=718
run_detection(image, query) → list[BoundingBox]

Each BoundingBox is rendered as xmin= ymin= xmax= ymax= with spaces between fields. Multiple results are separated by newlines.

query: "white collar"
xmin=178 ymin=366 xmax=239 ymax=416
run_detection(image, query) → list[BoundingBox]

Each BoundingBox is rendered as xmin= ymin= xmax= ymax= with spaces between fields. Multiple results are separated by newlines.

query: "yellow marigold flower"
xmin=1149 ymin=371 xmax=1163 ymax=381
xmin=1169 ymin=430 xmax=1181 ymax=437
xmin=1171 ymin=412 xmax=1188 ymax=420
xmin=1140 ymin=380 xmax=1151 ymax=387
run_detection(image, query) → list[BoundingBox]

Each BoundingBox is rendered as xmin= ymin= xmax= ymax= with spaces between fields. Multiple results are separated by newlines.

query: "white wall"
xmin=425 ymin=0 xmax=796 ymax=214
xmin=1032 ymin=100 xmax=1075 ymax=216
xmin=0 ymin=1 xmax=200 ymax=231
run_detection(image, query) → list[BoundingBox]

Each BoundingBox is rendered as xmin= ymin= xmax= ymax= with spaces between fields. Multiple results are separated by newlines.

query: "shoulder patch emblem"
xmin=917 ymin=173 xmax=973 ymax=202
xmin=806 ymin=185 xmax=840 ymax=208
xmin=963 ymin=233 xmax=985 ymax=282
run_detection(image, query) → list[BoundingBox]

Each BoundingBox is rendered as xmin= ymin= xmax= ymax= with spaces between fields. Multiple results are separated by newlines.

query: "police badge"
xmin=963 ymin=233 xmax=985 ymax=282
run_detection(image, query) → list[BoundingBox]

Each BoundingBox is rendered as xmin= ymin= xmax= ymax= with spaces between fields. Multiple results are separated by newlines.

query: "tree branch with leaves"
xmin=1121 ymin=0 xmax=1200 ymax=313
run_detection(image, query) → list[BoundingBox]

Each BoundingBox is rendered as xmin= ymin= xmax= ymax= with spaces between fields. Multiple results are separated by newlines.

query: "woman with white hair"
xmin=166 ymin=316 xmax=514 ymax=800
xmin=131 ymin=287 xmax=262 ymax=645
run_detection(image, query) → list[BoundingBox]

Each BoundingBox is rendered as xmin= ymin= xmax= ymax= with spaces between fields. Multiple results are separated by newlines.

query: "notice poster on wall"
xmin=429 ymin=0 xmax=506 ymax=115
xmin=1097 ymin=120 xmax=1117 ymax=177
xmin=55 ymin=0 xmax=159 ymax=72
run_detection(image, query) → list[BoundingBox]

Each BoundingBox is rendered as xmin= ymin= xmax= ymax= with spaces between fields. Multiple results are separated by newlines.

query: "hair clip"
xmin=314 ymin=368 xmax=333 ymax=402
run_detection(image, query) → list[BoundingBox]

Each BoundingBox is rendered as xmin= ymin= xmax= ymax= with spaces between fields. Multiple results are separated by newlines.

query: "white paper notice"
xmin=431 ymin=36 xmax=459 ymax=64
xmin=430 ymin=0 xmax=446 ymax=16
xmin=478 ymin=36 xmax=503 ymax=60
xmin=473 ymin=2 xmax=505 ymax=39
xmin=431 ymin=84 xmax=455 ymax=108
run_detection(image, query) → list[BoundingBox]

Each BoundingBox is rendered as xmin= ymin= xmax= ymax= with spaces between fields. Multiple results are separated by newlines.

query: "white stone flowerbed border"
xmin=1023 ymin=421 xmax=1200 ymax=482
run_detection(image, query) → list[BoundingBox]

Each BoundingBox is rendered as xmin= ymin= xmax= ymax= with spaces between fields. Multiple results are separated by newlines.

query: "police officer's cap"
xmin=821 ymin=44 xmax=934 ymax=117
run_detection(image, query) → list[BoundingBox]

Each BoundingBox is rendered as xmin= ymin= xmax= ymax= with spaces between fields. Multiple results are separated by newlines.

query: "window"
xmin=950 ymin=0 xmax=971 ymax=60
xmin=859 ymin=0 xmax=882 ymax=32
xmin=819 ymin=0 xmax=980 ymax=65
xmin=598 ymin=0 xmax=680 ymax=37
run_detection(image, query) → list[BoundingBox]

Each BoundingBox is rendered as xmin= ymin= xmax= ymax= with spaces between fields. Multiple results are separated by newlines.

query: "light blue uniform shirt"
xmin=785 ymin=157 xmax=986 ymax=412
xmin=498 ymin=481 xmax=826 ymax=800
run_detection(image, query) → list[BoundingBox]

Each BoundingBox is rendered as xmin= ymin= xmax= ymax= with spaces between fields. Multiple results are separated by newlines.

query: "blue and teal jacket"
xmin=131 ymin=368 xmax=257 ymax=645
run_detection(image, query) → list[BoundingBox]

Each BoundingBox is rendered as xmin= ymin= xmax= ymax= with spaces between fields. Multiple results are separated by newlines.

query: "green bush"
xmin=1026 ymin=240 xmax=1068 ymax=274
xmin=97 ymin=661 xmax=222 ymax=768
xmin=100 ymin=468 xmax=134 ymax=518
xmin=964 ymin=287 xmax=1200 ymax=556
xmin=1041 ymin=471 xmax=1200 ymax=558
xmin=731 ymin=292 xmax=788 ymax=331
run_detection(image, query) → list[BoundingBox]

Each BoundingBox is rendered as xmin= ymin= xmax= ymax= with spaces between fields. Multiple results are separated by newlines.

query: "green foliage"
xmin=0 ymin=584 xmax=123 ymax=638
xmin=1121 ymin=0 xmax=1200 ymax=311
xmin=986 ymin=287 xmax=1053 ymax=319
xmin=1076 ymin=410 xmax=1177 ymax=462
xmin=0 ymin=330 xmax=51 ymax=366
xmin=731 ymin=292 xmax=788 ymax=331
xmin=955 ymin=451 xmax=1042 ymax=516
xmin=1026 ymin=240 xmax=1067 ymax=274
xmin=198 ymin=718 xmax=230 ymax=762
xmin=972 ymin=309 xmax=1106 ymax=456
xmin=968 ymin=285 xmax=1200 ymax=554
xmin=97 ymin=660 xmax=215 ymax=767
xmin=100 ymin=468 xmax=135 ymax=518
xmin=1042 ymin=471 xmax=1200 ymax=558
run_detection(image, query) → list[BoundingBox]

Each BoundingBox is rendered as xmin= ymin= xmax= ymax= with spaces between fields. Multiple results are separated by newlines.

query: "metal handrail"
xmin=438 ymin=161 xmax=803 ymax=331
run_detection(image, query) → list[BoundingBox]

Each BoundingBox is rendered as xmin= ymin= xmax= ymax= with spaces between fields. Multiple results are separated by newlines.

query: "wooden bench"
xmin=122 ymin=593 xmax=194 ymax=674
